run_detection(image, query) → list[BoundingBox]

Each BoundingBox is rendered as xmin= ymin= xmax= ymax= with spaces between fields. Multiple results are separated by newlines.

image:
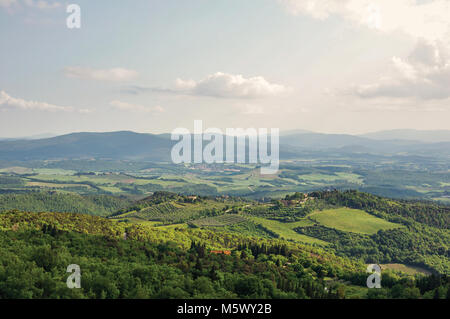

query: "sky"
xmin=0 ymin=0 xmax=449 ymax=137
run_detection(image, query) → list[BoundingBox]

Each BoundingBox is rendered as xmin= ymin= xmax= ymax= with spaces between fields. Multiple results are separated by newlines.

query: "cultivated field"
xmin=380 ymin=263 xmax=432 ymax=275
xmin=247 ymin=216 xmax=329 ymax=246
xmin=0 ymin=161 xmax=448 ymax=202
xmin=189 ymin=214 xmax=247 ymax=227
xmin=308 ymin=208 xmax=402 ymax=234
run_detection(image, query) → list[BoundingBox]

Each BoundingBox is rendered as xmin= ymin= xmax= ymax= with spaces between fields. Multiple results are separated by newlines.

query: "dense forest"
xmin=0 ymin=210 xmax=448 ymax=299
xmin=0 ymin=192 xmax=132 ymax=216
xmin=0 ymin=190 xmax=448 ymax=299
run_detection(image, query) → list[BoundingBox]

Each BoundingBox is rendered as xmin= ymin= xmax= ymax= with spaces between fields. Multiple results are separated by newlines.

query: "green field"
xmin=112 ymin=197 xmax=234 ymax=224
xmin=247 ymin=216 xmax=329 ymax=246
xmin=298 ymin=172 xmax=363 ymax=185
xmin=343 ymin=285 xmax=369 ymax=299
xmin=26 ymin=181 xmax=92 ymax=189
xmin=189 ymin=214 xmax=247 ymax=227
xmin=0 ymin=161 xmax=449 ymax=202
xmin=308 ymin=208 xmax=402 ymax=234
xmin=380 ymin=263 xmax=431 ymax=275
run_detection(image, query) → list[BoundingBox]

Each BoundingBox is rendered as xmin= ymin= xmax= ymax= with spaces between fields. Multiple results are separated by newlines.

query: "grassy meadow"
xmin=308 ymin=208 xmax=402 ymax=234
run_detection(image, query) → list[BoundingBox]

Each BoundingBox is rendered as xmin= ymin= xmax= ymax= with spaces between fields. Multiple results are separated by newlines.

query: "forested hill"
xmin=101 ymin=190 xmax=450 ymax=275
xmin=310 ymin=190 xmax=450 ymax=229
xmin=0 ymin=209 xmax=448 ymax=299
xmin=0 ymin=210 xmax=366 ymax=299
xmin=1 ymin=130 xmax=449 ymax=162
xmin=0 ymin=131 xmax=172 ymax=161
xmin=0 ymin=192 xmax=132 ymax=216
xmin=0 ymin=190 xmax=448 ymax=299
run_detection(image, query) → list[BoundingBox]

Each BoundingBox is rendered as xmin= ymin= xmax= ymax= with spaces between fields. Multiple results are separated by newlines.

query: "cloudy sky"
xmin=1 ymin=0 xmax=449 ymax=137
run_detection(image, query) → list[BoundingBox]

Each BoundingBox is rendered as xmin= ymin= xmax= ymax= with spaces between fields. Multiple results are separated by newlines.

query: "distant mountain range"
xmin=359 ymin=129 xmax=450 ymax=143
xmin=0 ymin=129 xmax=449 ymax=162
xmin=0 ymin=133 xmax=57 ymax=141
xmin=0 ymin=131 xmax=172 ymax=161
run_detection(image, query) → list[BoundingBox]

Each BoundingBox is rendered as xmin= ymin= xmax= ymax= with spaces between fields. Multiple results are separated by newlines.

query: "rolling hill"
xmin=0 ymin=131 xmax=172 ymax=161
xmin=0 ymin=189 xmax=448 ymax=299
xmin=0 ymin=130 xmax=449 ymax=162
xmin=360 ymin=129 xmax=450 ymax=143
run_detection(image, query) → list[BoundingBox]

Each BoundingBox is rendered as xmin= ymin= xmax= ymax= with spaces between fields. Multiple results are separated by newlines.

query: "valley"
xmin=0 ymin=131 xmax=448 ymax=299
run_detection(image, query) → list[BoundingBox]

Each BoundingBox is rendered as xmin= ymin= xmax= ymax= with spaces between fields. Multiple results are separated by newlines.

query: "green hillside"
xmin=189 ymin=214 xmax=247 ymax=227
xmin=0 ymin=189 xmax=448 ymax=299
xmin=246 ymin=216 xmax=328 ymax=246
xmin=0 ymin=210 xmax=366 ymax=299
xmin=0 ymin=192 xmax=132 ymax=216
xmin=110 ymin=192 xmax=244 ymax=224
xmin=0 ymin=209 xmax=448 ymax=299
xmin=308 ymin=208 xmax=402 ymax=234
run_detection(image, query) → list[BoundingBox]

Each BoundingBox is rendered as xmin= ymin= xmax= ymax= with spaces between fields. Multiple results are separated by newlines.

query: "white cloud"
xmin=109 ymin=100 xmax=164 ymax=113
xmin=351 ymin=40 xmax=450 ymax=100
xmin=64 ymin=67 xmax=138 ymax=82
xmin=280 ymin=0 xmax=450 ymax=41
xmin=233 ymin=103 xmax=266 ymax=115
xmin=280 ymin=1 xmax=450 ymax=102
xmin=0 ymin=90 xmax=91 ymax=113
xmin=175 ymin=72 xmax=290 ymax=99
xmin=0 ymin=0 xmax=61 ymax=9
xmin=23 ymin=0 xmax=61 ymax=9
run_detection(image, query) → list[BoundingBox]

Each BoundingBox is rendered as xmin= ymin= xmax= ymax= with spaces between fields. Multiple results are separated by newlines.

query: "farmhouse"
xmin=210 ymin=250 xmax=231 ymax=255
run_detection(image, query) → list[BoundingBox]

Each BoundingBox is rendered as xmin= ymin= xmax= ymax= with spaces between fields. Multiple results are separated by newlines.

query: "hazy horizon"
xmin=2 ymin=127 xmax=450 ymax=141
